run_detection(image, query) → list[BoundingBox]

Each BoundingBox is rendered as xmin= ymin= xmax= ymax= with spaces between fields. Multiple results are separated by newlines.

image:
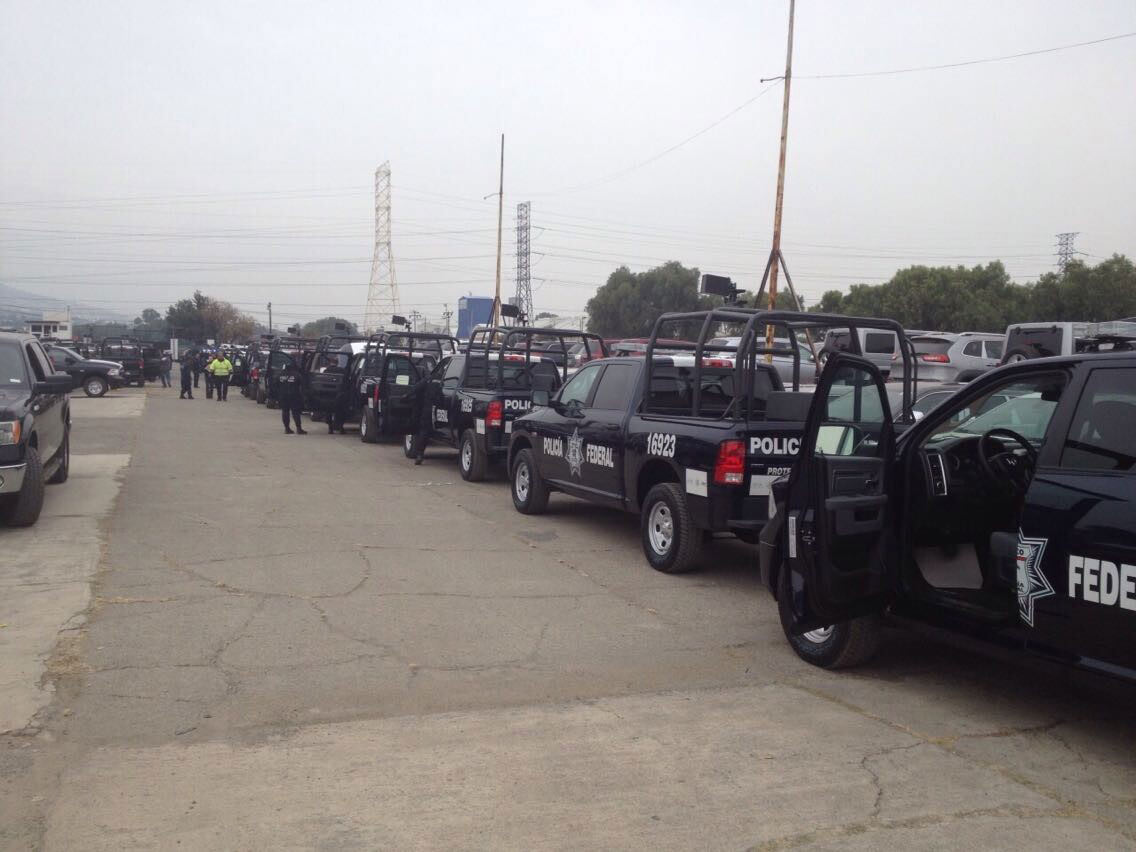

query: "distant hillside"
xmin=0 ymin=283 xmax=132 ymax=325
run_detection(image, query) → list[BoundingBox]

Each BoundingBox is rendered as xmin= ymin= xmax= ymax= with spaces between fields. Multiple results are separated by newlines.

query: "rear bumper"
xmin=0 ymin=461 xmax=27 ymax=494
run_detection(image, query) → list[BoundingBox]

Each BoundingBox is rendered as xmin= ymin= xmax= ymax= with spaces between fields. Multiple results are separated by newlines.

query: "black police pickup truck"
xmin=508 ymin=309 xmax=918 ymax=574
xmin=761 ymin=348 xmax=1136 ymax=681
xmin=357 ymin=332 xmax=459 ymax=443
xmin=98 ymin=337 xmax=146 ymax=387
xmin=44 ymin=343 xmax=126 ymax=397
xmin=0 ymin=332 xmax=73 ymax=526
xmin=407 ymin=327 xmax=608 ymax=481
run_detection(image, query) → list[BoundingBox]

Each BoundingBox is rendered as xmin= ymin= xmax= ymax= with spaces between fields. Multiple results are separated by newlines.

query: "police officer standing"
xmin=404 ymin=368 xmax=433 ymax=465
xmin=193 ymin=350 xmax=204 ymax=390
xmin=209 ymin=351 xmax=233 ymax=401
xmin=278 ymin=361 xmax=307 ymax=434
xmin=179 ymin=353 xmax=194 ymax=399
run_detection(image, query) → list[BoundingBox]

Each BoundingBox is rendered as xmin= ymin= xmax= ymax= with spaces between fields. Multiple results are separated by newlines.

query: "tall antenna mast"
xmin=515 ymin=201 xmax=532 ymax=322
xmin=767 ymin=0 xmax=795 ymax=316
xmin=492 ymin=135 xmax=505 ymax=327
xmin=364 ymin=162 xmax=399 ymax=332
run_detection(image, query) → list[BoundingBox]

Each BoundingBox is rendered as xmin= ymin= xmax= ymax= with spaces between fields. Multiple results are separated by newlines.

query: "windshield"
xmin=913 ymin=338 xmax=954 ymax=355
xmin=0 ymin=342 xmax=30 ymax=388
xmin=954 ymin=395 xmax=1057 ymax=441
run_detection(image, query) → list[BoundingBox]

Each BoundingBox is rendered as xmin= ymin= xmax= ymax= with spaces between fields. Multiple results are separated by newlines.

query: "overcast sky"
xmin=2 ymin=0 xmax=1134 ymax=330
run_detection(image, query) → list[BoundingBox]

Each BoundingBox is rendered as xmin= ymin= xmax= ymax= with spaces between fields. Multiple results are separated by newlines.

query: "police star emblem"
xmin=1016 ymin=530 xmax=1053 ymax=627
xmin=566 ymin=427 xmax=584 ymax=478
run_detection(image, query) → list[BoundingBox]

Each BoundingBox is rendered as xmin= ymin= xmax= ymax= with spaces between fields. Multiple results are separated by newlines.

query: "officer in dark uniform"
xmin=179 ymin=353 xmax=194 ymax=399
xmin=192 ymin=350 xmax=203 ymax=388
xmin=404 ymin=369 xmax=433 ymax=465
xmin=278 ymin=361 xmax=307 ymax=435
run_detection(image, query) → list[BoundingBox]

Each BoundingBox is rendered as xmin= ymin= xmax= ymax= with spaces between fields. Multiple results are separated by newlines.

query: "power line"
xmin=797 ymin=30 xmax=1136 ymax=80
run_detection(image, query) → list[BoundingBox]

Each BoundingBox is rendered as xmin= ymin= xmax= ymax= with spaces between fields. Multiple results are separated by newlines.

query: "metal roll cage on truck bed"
xmin=645 ymin=309 xmax=919 ymax=422
xmin=466 ymin=326 xmax=607 ymax=391
xmin=505 ymin=308 xmax=918 ymax=575
xmin=357 ymin=331 xmax=461 ymax=442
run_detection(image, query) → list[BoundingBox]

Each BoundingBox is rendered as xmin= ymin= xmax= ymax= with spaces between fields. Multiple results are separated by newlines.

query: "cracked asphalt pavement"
xmin=3 ymin=386 xmax=1135 ymax=849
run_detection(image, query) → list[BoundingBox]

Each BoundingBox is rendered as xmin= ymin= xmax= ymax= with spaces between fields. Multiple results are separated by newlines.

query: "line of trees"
xmin=585 ymin=256 xmax=1135 ymax=338
xmin=164 ymin=291 xmax=259 ymax=342
xmin=813 ymin=256 xmax=1136 ymax=332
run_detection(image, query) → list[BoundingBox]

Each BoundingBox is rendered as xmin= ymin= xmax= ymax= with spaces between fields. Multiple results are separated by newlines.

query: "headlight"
xmin=109 ymin=368 xmax=122 ymax=376
xmin=0 ymin=421 xmax=20 ymax=446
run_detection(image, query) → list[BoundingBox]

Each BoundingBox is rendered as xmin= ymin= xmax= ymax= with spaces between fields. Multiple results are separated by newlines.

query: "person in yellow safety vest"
xmin=207 ymin=352 xmax=234 ymax=402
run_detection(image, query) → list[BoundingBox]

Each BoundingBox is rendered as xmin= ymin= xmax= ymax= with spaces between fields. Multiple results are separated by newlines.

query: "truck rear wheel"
xmin=777 ymin=563 xmax=882 ymax=669
xmin=459 ymin=429 xmax=487 ymax=482
xmin=640 ymin=482 xmax=699 ymax=574
xmin=361 ymin=409 xmax=379 ymax=443
xmin=256 ymin=386 xmax=266 ymax=404
xmin=511 ymin=449 xmax=549 ymax=514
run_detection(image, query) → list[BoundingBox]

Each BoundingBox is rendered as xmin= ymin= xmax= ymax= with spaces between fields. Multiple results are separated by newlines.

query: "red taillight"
xmin=920 ymin=353 xmax=950 ymax=363
xmin=250 ymin=367 xmax=259 ymax=380
xmin=713 ymin=439 xmax=746 ymax=486
xmin=704 ymin=358 xmax=732 ymax=368
xmin=503 ymin=353 xmax=526 ymax=362
xmin=487 ymin=400 xmax=504 ymax=428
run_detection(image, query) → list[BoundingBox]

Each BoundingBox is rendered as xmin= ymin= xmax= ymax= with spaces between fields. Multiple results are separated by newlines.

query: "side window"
xmin=25 ymin=343 xmax=51 ymax=380
xmin=590 ymin=364 xmax=638 ymax=410
xmin=963 ymin=341 xmax=983 ymax=357
xmin=48 ymin=349 xmax=70 ymax=369
xmin=985 ymin=340 xmax=1004 ymax=359
xmin=816 ymin=363 xmax=890 ymax=456
xmin=1060 ymin=369 xmax=1136 ymax=472
xmin=442 ymin=356 xmax=464 ymax=388
xmin=559 ymin=365 xmax=602 ymax=406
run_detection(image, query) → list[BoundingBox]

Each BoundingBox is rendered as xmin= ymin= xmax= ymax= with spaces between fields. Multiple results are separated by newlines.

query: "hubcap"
xmin=405 ymin=434 xmax=413 ymax=452
xmin=802 ymin=626 xmax=834 ymax=644
xmin=87 ymin=380 xmax=102 ymax=395
xmin=647 ymin=501 xmax=674 ymax=555
xmin=1007 ymin=353 xmax=1027 ymax=363
xmin=515 ymin=462 xmax=530 ymax=501
xmin=462 ymin=440 xmax=472 ymax=470
xmin=361 ymin=417 xmax=367 ymax=436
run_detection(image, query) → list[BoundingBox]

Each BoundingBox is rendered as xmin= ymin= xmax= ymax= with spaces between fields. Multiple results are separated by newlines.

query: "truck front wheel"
xmin=360 ymin=408 xmax=379 ymax=443
xmin=640 ymin=482 xmax=699 ymax=574
xmin=776 ymin=563 xmax=882 ymax=669
xmin=2 ymin=447 xmax=45 ymax=527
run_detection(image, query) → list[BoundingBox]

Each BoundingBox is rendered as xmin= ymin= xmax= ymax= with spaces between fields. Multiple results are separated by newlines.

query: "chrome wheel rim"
xmin=361 ymin=416 xmax=367 ymax=436
xmin=461 ymin=440 xmax=472 ymax=470
xmin=802 ymin=626 xmax=834 ymax=644
xmin=1007 ymin=353 xmax=1027 ymax=363
xmin=647 ymin=502 xmax=674 ymax=555
xmin=515 ymin=462 xmax=530 ymax=501
xmin=404 ymin=434 xmax=413 ymax=452
xmin=86 ymin=379 xmax=102 ymax=395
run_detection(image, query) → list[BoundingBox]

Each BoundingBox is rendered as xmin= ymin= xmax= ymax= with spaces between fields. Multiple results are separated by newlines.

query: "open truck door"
xmin=781 ymin=353 xmax=896 ymax=649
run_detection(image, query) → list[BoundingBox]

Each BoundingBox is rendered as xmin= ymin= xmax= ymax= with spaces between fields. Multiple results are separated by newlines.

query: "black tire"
xmin=776 ymin=563 xmax=882 ymax=669
xmin=401 ymin=432 xmax=415 ymax=458
xmin=459 ymin=429 xmax=487 ymax=482
xmin=511 ymin=448 xmax=549 ymax=514
xmin=640 ymin=482 xmax=699 ymax=574
xmin=82 ymin=376 xmax=108 ymax=398
xmin=360 ymin=408 xmax=380 ymax=443
xmin=256 ymin=386 xmax=266 ymax=405
xmin=47 ymin=430 xmax=70 ymax=484
xmin=266 ymin=396 xmax=277 ymax=409
xmin=2 ymin=446 xmax=45 ymax=527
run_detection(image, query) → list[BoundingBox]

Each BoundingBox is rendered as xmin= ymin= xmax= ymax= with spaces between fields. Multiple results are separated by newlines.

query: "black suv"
xmin=0 ymin=333 xmax=72 ymax=526
xmin=44 ymin=343 xmax=126 ymax=397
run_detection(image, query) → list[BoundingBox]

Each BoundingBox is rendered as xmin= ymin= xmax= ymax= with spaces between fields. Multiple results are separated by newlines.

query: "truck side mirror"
xmin=36 ymin=375 xmax=74 ymax=395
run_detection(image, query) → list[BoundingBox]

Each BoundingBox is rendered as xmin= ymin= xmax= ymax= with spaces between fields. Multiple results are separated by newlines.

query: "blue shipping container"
xmin=457 ymin=296 xmax=494 ymax=339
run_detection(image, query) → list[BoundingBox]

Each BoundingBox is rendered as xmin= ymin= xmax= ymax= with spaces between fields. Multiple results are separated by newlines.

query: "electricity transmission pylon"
xmin=1056 ymin=232 xmax=1079 ymax=272
xmin=364 ymin=162 xmax=399 ymax=332
xmin=514 ymin=201 xmax=532 ymax=322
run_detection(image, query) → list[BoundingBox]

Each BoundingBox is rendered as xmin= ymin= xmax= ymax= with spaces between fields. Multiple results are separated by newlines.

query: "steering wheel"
xmin=977 ymin=428 xmax=1037 ymax=496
